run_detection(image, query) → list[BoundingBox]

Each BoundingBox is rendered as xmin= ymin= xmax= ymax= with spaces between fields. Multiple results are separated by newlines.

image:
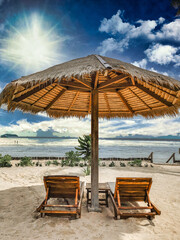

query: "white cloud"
xmin=132 ymin=58 xmax=147 ymax=69
xmin=156 ymin=19 xmax=180 ymax=41
xmin=149 ymin=67 xmax=168 ymax=76
xmin=158 ymin=17 xmax=165 ymax=24
xmin=128 ymin=19 xmax=158 ymax=40
xmin=98 ymin=10 xmax=180 ymax=55
xmin=0 ymin=116 xmax=179 ymax=138
xmin=136 ymin=117 xmax=180 ymax=137
xmin=98 ymin=11 xmax=164 ymax=54
xmin=145 ymin=43 xmax=180 ymax=65
xmin=132 ymin=57 xmax=169 ymax=75
xmin=97 ymin=37 xmax=128 ymax=55
xmin=99 ymin=10 xmax=133 ymax=35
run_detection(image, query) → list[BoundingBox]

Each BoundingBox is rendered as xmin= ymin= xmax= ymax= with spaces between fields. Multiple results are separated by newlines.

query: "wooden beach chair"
xmin=36 ymin=175 xmax=84 ymax=219
xmin=108 ymin=177 xmax=161 ymax=219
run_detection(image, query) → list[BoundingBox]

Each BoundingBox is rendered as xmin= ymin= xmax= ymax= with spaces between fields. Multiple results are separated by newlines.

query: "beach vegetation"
xmin=0 ymin=154 xmax=12 ymax=167
xmin=45 ymin=160 xmax=52 ymax=166
xmin=64 ymin=151 xmax=81 ymax=166
xmin=52 ymin=160 xmax=60 ymax=166
xmin=19 ymin=156 xmax=33 ymax=167
xmin=128 ymin=159 xmax=142 ymax=167
xmin=109 ymin=161 xmax=115 ymax=167
xmin=75 ymin=135 xmax=91 ymax=174
xmin=144 ymin=163 xmax=148 ymax=167
xmin=79 ymin=163 xmax=84 ymax=167
xmin=120 ymin=162 xmax=126 ymax=167
xmin=75 ymin=135 xmax=91 ymax=161
xmin=101 ymin=162 xmax=106 ymax=167
xmin=83 ymin=166 xmax=91 ymax=175
xmin=35 ymin=161 xmax=42 ymax=167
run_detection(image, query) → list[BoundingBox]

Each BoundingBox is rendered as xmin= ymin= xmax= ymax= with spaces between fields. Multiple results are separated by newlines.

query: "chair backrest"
xmin=114 ymin=177 xmax=152 ymax=202
xmin=44 ymin=175 xmax=80 ymax=198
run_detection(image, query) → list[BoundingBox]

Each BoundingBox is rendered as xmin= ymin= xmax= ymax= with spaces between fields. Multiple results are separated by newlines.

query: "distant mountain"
xmin=114 ymin=134 xmax=180 ymax=140
xmin=1 ymin=134 xmax=19 ymax=138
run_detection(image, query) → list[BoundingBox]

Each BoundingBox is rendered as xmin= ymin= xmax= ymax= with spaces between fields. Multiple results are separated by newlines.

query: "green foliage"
xmin=19 ymin=156 xmax=33 ymax=167
xmin=83 ymin=166 xmax=91 ymax=176
xmin=35 ymin=161 xmax=42 ymax=167
xmin=120 ymin=162 xmax=126 ymax=167
xmin=64 ymin=151 xmax=81 ymax=166
xmin=61 ymin=159 xmax=68 ymax=167
xmin=52 ymin=160 xmax=60 ymax=166
xmin=128 ymin=159 xmax=142 ymax=167
xmin=101 ymin=162 xmax=106 ymax=167
xmin=45 ymin=161 xmax=52 ymax=166
xmin=79 ymin=163 xmax=84 ymax=167
xmin=75 ymin=135 xmax=91 ymax=163
xmin=0 ymin=154 xmax=12 ymax=167
xmin=109 ymin=161 xmax=115 ymax=167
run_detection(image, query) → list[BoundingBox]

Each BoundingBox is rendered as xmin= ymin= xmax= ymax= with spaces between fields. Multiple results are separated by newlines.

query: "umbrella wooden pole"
xmin=89 ymin=88 xmax=101 ymax=211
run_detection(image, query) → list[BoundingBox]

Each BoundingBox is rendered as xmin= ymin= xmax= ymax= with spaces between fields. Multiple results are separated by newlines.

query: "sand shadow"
xmin=0 ymin=185 xmax=156 ymax=240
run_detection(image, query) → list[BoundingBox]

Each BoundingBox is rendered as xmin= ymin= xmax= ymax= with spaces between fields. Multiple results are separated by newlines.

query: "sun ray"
xmin=0 ymin=13 xmax=65 ymax=74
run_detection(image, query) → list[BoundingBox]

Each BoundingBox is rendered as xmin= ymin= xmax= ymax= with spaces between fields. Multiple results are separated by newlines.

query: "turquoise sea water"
xmin=0 ymin=137 xmax=179 ymax=163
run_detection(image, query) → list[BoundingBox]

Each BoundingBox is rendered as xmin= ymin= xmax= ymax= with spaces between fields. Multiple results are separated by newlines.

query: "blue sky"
xmin=0 ymin=0 xmax=180 ymax=138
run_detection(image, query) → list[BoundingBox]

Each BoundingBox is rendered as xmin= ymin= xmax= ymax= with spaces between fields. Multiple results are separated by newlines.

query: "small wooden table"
xmin=86 ymin=183 xmax=110 ymax=207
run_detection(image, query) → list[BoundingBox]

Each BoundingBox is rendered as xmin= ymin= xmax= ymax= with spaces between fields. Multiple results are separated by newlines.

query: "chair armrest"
xmin=109 ymin=190 xmax=120 ymax=215
xmin=151 ymin=201 xmax=161 ymax=215
xmin=35 ymin=199 xmax=45 ymax=212
xmin=78 ymin=181 xmax=85 ymax=210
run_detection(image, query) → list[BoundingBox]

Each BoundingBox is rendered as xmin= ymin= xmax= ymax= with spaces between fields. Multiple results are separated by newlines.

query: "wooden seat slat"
xmin=36 ymin=175 xmax=84 ymax=219
xmin=108 ymin=177 xmax=161 ymax=219
xmin=47 ymin=183 xmax=79 ymax=188
xmin=120 ymin=197 xmax=146 ymax=201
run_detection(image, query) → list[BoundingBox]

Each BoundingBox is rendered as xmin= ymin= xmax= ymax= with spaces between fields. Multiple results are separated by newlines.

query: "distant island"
xmin=1 ymin=134 xmax=19 ymax=138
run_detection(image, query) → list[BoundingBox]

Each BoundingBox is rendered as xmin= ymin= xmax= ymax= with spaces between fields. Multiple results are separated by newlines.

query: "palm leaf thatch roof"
xmin=0 ymin=54 xmax=180 ymax=118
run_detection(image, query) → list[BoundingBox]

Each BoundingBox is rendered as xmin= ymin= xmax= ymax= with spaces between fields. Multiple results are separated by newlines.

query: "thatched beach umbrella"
xmin=0 ymin=55 xmax=180 ymax=211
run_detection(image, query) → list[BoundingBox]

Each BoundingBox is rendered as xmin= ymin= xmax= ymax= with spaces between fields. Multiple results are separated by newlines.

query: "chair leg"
xmin=148 ymin=215 xmax=154 ymax=220
xmin=41 ymin=212 xmax=45 ymax=218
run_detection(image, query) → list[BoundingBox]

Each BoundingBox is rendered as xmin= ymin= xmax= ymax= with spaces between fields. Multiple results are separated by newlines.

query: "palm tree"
xmin=75 ymin=135 xmax=91 ymax=174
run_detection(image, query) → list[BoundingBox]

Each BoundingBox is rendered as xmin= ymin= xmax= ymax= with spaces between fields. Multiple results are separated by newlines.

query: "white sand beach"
xmin=0 ymin=164 xmax=180 ymax=240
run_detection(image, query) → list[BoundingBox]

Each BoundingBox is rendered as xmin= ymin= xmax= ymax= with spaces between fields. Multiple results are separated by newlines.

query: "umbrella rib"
xmin=138 ymin=79 xmax=179 ymax=101
xmin=68 ymin=92 xmax=79 ymax=112
xmin=94 ymin=71 xmax=99 ymax=89
xmin=104 ymin=93 xmax=111 ymax=113
xmin=44 ymin=88 xmax=66 ymax=110
xmin=99 ymin=83 xmax=132 ymax=92
xmin=136 ymin=83 xmax=173 ymax=107
xmin=72 ymin=77 xmax=92 ymax=89
xmin=98 ymin=75 xmax=129 ymax=89
xmin=116 ymin=90 xmax=134 ymax=113
xmin=130 ymin=76 xmax=136 ymax=85
xmin=13 ymin=79 xmax=54 ymax=97
xmin=13 ymin=79 xmax=56 ymax=102
xmin=88 ymin=93 xmax=91 ymax=114
xmin=58 ymin=80 xmax=90 ymax=91
xmin=128 ymin=88 xmax=152 ymax=110
xmin=31 ymin=85 xmax=57 ymax=106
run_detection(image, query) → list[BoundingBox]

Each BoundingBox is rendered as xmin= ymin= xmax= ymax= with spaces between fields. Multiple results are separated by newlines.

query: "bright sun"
xmin=0 ymin=14 xmax=64 ymax=73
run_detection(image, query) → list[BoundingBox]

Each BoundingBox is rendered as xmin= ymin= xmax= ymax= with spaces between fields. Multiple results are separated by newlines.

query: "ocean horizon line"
xmin=0 ymin=136 xmax=180 ymax=141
